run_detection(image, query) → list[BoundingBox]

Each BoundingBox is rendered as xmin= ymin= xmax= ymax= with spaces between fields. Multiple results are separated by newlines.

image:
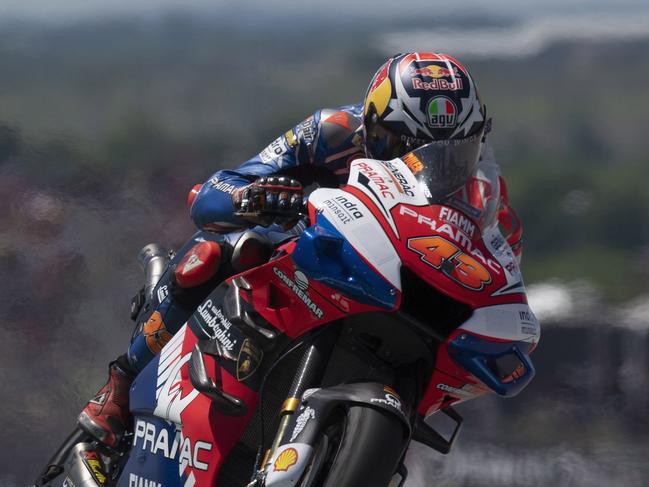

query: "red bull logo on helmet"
xmin=412 ymin=77 xmax=463 ymax=91
xmin=410 ymin=63 xmax=464 ymax=91
xmin=427 ymin=96 xmax=457 ymax=128
xmin=411 ymin=64 xmax=460 ymax=79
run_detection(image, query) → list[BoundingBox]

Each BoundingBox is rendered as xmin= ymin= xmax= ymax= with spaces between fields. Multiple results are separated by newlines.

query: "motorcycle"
xmin=34 ymin=143 xmax=540 ymax=487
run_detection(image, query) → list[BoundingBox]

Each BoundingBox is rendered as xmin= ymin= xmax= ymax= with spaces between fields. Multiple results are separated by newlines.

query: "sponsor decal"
xmin=89 ymin=391 xmax=107 ymax=406
xmin=322 ymin=195 xmax=364 ymax=225
xmin=294 ymin=270 xmax=309 ymax=291
xmin=427 ymin=96 xmax=457 ymax=128
xmin=436 ymin=383 xmax=474 ymax=398
xmin=273 ymin=447 xmax=299 ymax=472
xmin=196 ymin=299 xmax=237 ymax=351
xmin=273 ymin=267 xmax=324 ymax=319
xmin=402 ymin=153 xmax=424 ymax=175
xmin=381 ymin=161 xmax=415 ymax=197
xmin=129 ymin=474 xmax=161 ymax=487
xmin=399 ymin=206 xmax=502 ymax=274
xmin=489 ymin=232 xmax=506 ymax=250
xmin=82 ymin=451 xmax=106 ymax=485
xmin=357 ymin=162 xmax=395 ymax=199
xmin=370 ymin=386 xmax=404 ymax=415
xmin=208 ymin=177 xmax=237 ymax=195
xmin=438 ymin=207 xmax=476 ymax=239
xmin=411 ymin=64 xmax=460 ymax=79
xmin=296 ymin=116 xmax=316 ymax=144
xmin=236 ymin=338 xmax=263 ymax=382
xmin=63 ymin=478 xmax=76 ymax=487
xmin=143 ymin=311 xmax=172 ymax=354
xmin=180 ymin=251 xmax=204 ymax=275
xmin=284 ymin=129 xmax=298 ymax=148
xmin=518 ymin=310 xmax=539 ymax=336
xmin=156 ymin=284 xmax=169 ymax=304
xmin=259 ymin=136 xmax=290 ymax=164
xmin=290 ymin=406 xmax=315 ymax=442
xmin=412 ymin=77 xmax=463 ymax=91
xmin=133 ymin=420 xmax=212 ymax=471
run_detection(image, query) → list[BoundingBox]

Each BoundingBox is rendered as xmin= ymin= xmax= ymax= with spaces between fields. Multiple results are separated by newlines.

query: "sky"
xmin=1 ymin=0 xmax=648 ymax=22
xmin=2 ymin=0 xmax=648 ymax=60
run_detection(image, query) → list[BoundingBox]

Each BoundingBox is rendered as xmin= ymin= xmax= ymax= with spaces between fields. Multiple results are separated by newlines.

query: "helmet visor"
xmin=401 ymin=134 xmax=484 ymax=202
xmin=365 ymin=120 xmax=424 ymax=160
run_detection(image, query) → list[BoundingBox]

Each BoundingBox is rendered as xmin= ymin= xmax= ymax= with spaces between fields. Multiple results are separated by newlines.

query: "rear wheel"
xmin=298 ymin=406 xmax=408 ymax=487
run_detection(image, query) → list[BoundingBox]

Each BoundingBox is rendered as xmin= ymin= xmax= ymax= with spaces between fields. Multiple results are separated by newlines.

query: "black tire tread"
xmin=321 ymin=406 xmax=407 ymax=487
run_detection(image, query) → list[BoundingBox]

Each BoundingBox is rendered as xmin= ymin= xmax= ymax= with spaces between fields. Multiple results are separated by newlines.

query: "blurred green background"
xmin=1 ymin=1 xmax=649 ymax=486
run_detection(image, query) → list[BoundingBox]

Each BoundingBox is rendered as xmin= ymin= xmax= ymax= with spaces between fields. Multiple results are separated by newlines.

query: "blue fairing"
xmin=448 ymin=333 xmax=536 ymax=397
xmin=292 ymin=214 xmax=397 ymax=309
xmin=129 ymin=354 xmax=160 ymax=415
xmin=118 ymin=354 xmax=186 ymax=486
xmin=117 ymin=416 xmax=184 ymax=487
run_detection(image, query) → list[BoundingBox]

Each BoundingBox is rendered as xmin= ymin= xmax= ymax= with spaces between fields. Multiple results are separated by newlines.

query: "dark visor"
xmin=402 ymin=135 xmax=483 ymax=202
xmin=365 ymin=122 xmax=421 ymax=160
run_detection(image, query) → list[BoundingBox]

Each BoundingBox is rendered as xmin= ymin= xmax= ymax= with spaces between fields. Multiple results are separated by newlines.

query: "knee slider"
xmin=174 ymin=240 xmax=222 ymax=289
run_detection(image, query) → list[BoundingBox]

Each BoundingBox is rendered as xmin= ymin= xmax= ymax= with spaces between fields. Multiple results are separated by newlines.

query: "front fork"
xmin=253 ymin=324 xmax=341 ymax=483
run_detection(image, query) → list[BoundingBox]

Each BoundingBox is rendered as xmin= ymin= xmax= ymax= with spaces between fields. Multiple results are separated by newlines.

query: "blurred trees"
xmin=1 ymin=18 xmax=648 ymax=301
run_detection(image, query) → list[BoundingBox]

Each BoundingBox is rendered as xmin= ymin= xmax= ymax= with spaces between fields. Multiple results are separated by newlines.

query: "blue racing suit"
xmin=190 ymin=104 xmax=365 ymax=231
xmin=127 ymin=103 xmax=366 ymax=371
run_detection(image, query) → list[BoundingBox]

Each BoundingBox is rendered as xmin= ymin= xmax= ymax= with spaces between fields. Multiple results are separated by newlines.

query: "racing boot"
xmin=77 ymin=356 xmax=135 ymax=447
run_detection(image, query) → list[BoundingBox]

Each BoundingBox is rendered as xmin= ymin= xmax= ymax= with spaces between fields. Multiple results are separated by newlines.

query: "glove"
xmin=232 ymin=176 xmax=305 ymax=227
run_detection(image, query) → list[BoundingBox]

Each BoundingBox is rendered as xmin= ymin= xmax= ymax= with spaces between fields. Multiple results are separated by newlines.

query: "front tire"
xmin=299 ymin=406 xmax=408 ymax=487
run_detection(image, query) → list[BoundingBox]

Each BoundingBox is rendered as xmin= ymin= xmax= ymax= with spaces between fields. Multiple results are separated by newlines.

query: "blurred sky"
xmin=2 ymin=0 xmax=649 ymax=22
xmin=3 ymin=0 xmax=649 ymax=60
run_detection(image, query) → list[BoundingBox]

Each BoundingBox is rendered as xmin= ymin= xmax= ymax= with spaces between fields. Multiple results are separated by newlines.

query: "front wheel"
xmin=298 ymin=406 xmax=409 ymax=487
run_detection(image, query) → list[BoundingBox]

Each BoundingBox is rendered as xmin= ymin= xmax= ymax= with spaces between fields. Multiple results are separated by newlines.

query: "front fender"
xmin=264 ymin=382 xmax=411 ymax=487
xmin=292 ymin=382 xmax=411 ymax=444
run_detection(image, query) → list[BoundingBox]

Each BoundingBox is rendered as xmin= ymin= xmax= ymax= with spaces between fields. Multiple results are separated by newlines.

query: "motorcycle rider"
xmin=78 ymin=51 xmax=523 ymax=448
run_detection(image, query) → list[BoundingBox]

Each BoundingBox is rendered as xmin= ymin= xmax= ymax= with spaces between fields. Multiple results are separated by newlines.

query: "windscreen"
xmin=402 ymin=139 xmax=501 ymax=231
xmin=401 ymin=135 xmax=483 ymax=203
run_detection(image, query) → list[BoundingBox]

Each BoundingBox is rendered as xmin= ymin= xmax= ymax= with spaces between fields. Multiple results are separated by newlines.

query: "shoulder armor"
xmin=319 ymin=108 xmax=362 ymax=149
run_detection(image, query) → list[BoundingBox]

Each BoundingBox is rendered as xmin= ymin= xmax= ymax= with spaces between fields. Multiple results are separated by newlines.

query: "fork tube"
xmin=265 ymin=325 xmax=340 ymax=469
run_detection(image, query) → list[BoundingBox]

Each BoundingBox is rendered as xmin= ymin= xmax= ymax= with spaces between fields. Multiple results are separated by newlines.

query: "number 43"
xmin=407 ymin=236 xmax=491 ymax=291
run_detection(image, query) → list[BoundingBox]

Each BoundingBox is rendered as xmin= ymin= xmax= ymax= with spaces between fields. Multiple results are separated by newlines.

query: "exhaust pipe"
xmin=137 ymin=243 xmax=170 ymax=301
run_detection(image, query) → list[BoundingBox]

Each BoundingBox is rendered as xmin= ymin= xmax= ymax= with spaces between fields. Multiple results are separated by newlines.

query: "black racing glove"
xmin=232 ymin=176 xmax=305 ymax=227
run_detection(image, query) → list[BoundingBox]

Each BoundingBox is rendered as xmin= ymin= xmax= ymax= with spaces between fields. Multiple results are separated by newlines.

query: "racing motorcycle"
xmin=34 ymin=142 xmax=540 ymax=487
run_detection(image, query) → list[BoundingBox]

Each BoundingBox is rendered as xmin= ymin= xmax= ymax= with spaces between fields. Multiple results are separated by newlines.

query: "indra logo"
xmin=427 ymin=96 xmax=457 ymax=128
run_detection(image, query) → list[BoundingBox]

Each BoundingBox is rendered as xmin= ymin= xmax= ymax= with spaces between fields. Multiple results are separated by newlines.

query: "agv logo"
xmin=427 ymin=96 xmax=457 ymax=128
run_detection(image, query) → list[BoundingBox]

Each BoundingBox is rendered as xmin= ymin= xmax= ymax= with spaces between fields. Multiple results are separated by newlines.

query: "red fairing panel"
xmin=171 ymin=327 xmax=259 ymax=484
xmin=417 ymin=329 xmax=491 ymax=414
xmin=236 ymin=249 xmax=385 ymax=339
xmin=390 ymin=203 xmax=526 ymax=308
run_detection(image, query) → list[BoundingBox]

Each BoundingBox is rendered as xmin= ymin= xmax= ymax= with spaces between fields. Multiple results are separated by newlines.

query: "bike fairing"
xmin=60 ymin=52 xmax=530 ymax=486
xmin=112 ymin=153 xmax=538 ymax=486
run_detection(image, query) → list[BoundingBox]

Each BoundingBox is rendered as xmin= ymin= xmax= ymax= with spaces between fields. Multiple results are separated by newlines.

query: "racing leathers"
xmin=79 ymin=102 xmax=523 ymax=446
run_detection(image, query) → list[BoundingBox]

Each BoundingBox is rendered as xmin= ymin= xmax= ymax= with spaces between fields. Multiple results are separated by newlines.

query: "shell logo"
xmin=273 ymin=447 xmax=299 ymax=472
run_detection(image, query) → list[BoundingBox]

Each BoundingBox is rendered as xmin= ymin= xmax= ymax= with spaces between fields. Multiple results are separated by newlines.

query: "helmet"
xmin=363 ymin=52 xmax=487 ymax=201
